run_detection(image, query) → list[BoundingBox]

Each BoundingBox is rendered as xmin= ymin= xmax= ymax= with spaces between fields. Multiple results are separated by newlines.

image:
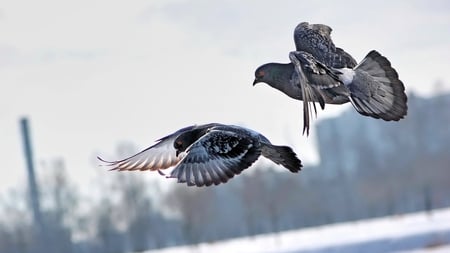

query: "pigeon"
xmin=253 ymin=22 xmax=407 ymax=135
xmin=98 ymin=123 xmax=302 ymax=187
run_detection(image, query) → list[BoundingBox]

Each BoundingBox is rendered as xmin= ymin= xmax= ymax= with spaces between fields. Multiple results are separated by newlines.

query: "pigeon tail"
xmin=261 ymin=143 xmax=302 ymax=173
xmin=343 ymin=50 xmax=407 ymax=121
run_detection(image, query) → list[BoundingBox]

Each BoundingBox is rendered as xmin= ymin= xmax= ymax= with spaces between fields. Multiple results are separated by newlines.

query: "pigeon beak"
xmin=252 ymin=79 xmax=259 ymax=86
xmin=176 ymin=150 xmax=181 ymax=157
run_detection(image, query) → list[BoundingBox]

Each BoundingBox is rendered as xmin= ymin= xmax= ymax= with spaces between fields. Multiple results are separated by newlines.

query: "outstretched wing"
xmin=289 ymin=51 xmax=345 ymax=135
xmin=293 ymin=22 xmax=357 ymax=68
xmin=169 ymin=130 xmax=261 ymax=187
xmin=98 ymin=125 xmax=197 ymax=171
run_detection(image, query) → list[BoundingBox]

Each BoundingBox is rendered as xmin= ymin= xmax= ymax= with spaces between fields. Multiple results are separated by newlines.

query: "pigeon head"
xmin=173 ymin=127 xmax=209 ymax=156
xmin=253 ymin=63 xmax=293 ymax=87
xmin=253 ymin=63 xmax=270 ymax=86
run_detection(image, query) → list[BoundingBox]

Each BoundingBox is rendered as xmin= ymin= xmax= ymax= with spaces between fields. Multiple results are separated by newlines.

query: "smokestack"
xmin=20 ymin=117 xmax=42 ymax=224
xmin=20 ymin=117 xmax=46 ymax=252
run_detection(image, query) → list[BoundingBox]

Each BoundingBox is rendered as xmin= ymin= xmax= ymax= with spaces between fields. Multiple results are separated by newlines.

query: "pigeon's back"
xmin=293 ymin=22 xmax=357 ymax=69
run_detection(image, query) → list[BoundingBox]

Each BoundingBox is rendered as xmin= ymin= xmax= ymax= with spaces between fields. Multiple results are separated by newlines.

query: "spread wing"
xmin=293 ymin=22 xmax=357 ymax=68
xmin=98 ymin=125 xmax=197 ymax=171
xmin=289 ymin=51 xmax=345 ymax=135
xmin=169 ymin=129 xmax=261 ymax=187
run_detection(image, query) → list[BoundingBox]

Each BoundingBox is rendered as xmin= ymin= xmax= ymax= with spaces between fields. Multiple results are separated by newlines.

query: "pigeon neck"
xmin=266 ymin=64 xmax=303 ymax=100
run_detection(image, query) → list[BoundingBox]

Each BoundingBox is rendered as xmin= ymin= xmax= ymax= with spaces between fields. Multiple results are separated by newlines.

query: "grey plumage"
xmin=254 ymin=22 xmax=408 ymax=135
xmin=294 ymin=22 xmax=357 ymax=69
xmin=347 ymin=51 xmax=407 ymax=121
xmin=98 ymin=123 xmax=302 ymax=187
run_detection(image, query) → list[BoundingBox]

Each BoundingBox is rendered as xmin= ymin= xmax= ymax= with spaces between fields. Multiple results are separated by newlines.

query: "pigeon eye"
xmin=174 ymin=140 xmax=183 ymax=148
xmin=257 ymin=71 xmax=265 ymax=78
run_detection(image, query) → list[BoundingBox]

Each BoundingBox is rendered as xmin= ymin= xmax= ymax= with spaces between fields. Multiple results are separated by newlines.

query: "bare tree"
xmin=237 ymin=170 xmax=272 ymax=236
xmin=163 ymin=185 xmax=217 ymax=244
xmin=39 ymin=158 xmax=79 ymax=253
xmin=94 ymin=198 xmax=126 ymax=253
xmin=0 ymin=189 xmax=34 ymax=253
xmin=110 ymin=173 xmax=158 ymax=251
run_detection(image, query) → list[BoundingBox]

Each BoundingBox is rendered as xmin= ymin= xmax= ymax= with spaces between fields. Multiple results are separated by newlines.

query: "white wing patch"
xmin=337 ymin=68 xmax=355 ymax=85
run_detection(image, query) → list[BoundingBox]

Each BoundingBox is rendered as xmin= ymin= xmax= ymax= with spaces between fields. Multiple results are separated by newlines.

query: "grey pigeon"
xmin=253 ymin=22 xmax=408 ymax=135
xmin=98 ymin=123 xmax=302 ymax=187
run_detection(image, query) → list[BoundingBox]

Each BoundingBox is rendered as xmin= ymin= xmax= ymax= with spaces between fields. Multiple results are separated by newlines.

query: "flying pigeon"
xmin=253 ymin=22 xmax=407 ymax=135
xmin=98 ymin=123 xmax=302 ymax=187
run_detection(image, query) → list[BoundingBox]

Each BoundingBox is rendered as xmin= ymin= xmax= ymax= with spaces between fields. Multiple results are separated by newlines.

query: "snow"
xmin=394 ymin=245 xmax=450 ymax=253
xmin=144 ymin=208 xmax=450 ymax=253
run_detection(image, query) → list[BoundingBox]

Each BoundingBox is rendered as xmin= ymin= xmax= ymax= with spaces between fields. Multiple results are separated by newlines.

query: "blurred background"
xmin=1 ymin=0 xmax=450 ymax=252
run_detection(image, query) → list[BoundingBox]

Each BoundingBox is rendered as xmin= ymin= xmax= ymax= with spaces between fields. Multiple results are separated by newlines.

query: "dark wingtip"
xmin=97 ymin=156 xmax=110 ymax=163
xmin=302 ymin=106 xmax=310 ymax=136
xmin=97 ymin=156 xmax=121 ymax=171
xmin=97 ymin=156 xmax=116 ymax=166
xmin=302 ymin=125 xmax=309 ymax=136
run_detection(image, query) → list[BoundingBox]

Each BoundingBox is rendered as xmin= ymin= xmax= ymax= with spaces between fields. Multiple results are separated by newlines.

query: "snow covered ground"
xmin=144 ymin=208 xmax=450 ymax=253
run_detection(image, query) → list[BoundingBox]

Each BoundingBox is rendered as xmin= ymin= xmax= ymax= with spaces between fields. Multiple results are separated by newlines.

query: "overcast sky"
xmin=1 ymin=0 xmax=449 ymax=194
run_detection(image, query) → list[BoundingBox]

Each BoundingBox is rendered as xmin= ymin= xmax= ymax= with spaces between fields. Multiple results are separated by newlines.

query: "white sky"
xmin=1 ymin=0 xmax=450 ymax=194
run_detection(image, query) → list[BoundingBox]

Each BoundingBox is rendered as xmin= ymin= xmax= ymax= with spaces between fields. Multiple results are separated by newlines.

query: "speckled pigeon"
xmin=253 ymin=22 xmax=407 ymax=135
xmin=98 ymin=123 xmax=302 ymax=187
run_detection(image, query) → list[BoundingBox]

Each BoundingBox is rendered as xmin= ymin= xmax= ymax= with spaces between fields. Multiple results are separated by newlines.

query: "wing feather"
xmin=98 ymin=126 xmax=198 ymax=171
xmin=170 ymin=130 xmax=261 ymax=187
xmin=294 ymin=22 xmax=357 ymax=68
xmin=290 ymin=51 xmax=334 ymax=135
